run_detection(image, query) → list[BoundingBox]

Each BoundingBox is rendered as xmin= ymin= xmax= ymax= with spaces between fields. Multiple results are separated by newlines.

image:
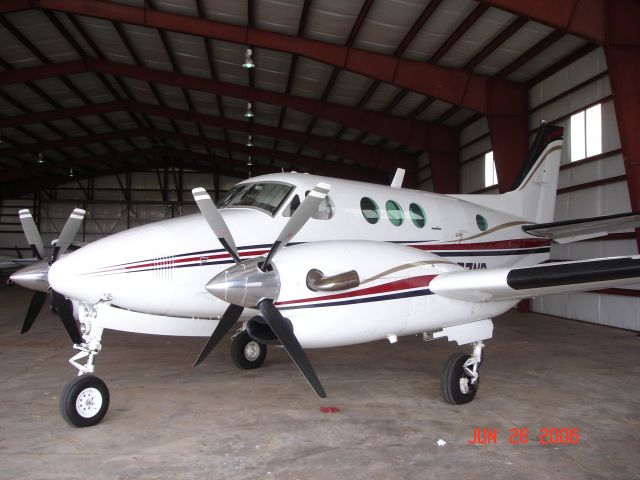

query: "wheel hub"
xmin=244 ymin=341 xmax=261 ymax=361
xmin=459 ymin=377 xmax=470 ymax=394
xmin=75 ymin=387 xmax=103 ymax=418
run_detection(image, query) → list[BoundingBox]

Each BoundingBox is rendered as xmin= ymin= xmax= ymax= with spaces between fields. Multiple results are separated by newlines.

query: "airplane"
xmin=8 ymin=123 xmax=640 ymax=427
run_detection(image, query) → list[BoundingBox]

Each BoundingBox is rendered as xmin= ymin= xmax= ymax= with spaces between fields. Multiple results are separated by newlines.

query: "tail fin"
xmin=501 ymin=124 xmax=563 ymax=223
xmin=453 ymin=124 xmax=564 ymax=223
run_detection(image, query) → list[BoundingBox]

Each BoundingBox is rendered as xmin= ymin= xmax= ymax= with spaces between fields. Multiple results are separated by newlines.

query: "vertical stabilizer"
xmin=453 ymin=124 xmax=564 ymax=224
xmin=502 ymin=124 xmax=564 ymax=223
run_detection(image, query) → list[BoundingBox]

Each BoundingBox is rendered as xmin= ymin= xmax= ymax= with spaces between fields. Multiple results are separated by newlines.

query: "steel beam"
xmin=0 ymin=127 xmax=387 ymax=184
xmin=0 ymin=99 xmax=418 ymax=172
xmin=0 ymin=59 xmax=456 ymax=154
xmin=1 ymin=0 xmax=525 ymax=115
xmin=605 ymin=45 xmax=640 ymax=250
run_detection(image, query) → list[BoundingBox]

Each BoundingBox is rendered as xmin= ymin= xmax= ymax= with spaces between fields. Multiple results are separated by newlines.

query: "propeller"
xmin=51 ymin=208 xmax=86 ymax=263
xmin=19 ymin=209 xmax=44 ymax=260
xmin=192 ymin=188 xmax=240 ymax=263
xmin=13 ymin=208 xmax=85 ymax=343
xmin=192 ymin=182 xmax=331 ymax=397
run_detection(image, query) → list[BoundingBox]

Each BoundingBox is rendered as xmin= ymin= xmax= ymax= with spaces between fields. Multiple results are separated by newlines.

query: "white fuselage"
xmin=48 ymin=172 xmax=547 ymax=346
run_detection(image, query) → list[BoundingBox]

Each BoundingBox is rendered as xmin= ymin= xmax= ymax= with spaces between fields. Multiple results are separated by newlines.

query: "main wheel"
xmin=230 ymin=330 xmax=267 ymax=369
xmin=60 ymin=374 xmax=110 ymax=427
xmin=441 ymin=353 xmax=478 ymax=405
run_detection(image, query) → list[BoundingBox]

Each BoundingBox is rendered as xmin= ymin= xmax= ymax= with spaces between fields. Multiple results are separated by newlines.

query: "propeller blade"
xmin=193 ymin=304 xmax=244 ymax=367
xmin=18 ymin=209 xmax=44 ymax=260
xmin=263 ymin=182 xmax=331 ymax=269
xmin=51 ymin=290 xmax=83 ymax=344
xmin=21 ymin=291 xmax=47 ymax=334
xmin=192 ymin=187 xmax=241 ymax=263
xmin=258 ymin=299 xmax=326 ymax=398
xmin=51 ymin=208 xmax=86 ymax=263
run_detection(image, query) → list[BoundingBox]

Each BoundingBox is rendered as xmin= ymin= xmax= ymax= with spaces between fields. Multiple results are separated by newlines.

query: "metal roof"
xmin=0 ymin=0 xmax=601 ymax=197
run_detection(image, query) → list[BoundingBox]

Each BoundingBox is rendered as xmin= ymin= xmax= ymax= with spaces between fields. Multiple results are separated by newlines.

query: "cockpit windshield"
xmin=217 ymin=182 xmax=294 ymax=216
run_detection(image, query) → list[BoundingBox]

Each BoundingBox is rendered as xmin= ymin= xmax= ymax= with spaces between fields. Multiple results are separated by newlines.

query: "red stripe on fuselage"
xmin=275 ymin=274 xmax=436 ymax=307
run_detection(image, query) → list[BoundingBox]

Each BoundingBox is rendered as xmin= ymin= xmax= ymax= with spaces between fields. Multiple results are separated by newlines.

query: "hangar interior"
xmin=0 ymin=0 xmax=638 ymax=331
xmin=1 ymin=1 xmax=640 ymax=478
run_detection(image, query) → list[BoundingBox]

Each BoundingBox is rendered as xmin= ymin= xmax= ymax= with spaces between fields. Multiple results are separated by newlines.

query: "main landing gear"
xmin=230 ymin=329 xmax=267 ymax=369
xmin=60 ymin=303 xmax=110 ymax=427
xmin=441 ymin=341 xmax=485 ymax=405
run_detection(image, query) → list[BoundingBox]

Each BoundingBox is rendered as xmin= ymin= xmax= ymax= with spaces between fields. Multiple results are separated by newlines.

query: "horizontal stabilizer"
xmin=430 ymin=256 xmax=640 ymax=302
xmin=523 ymin=212 xmax=640 ymax=244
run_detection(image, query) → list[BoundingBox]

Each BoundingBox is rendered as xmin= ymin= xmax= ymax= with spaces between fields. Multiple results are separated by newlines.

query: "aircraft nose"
xmin=9 ymin=260 xmax=50 ymax=292
xmin=47 ymin=254 xmax=83 ymax=300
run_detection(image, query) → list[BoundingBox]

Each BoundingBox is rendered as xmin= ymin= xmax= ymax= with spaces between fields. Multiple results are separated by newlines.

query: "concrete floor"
xmin=1 ymin=277 xmax=639 ymax=480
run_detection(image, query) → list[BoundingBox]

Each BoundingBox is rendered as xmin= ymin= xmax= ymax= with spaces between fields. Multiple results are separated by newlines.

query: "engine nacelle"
xmin=246 ymin=315 xmax=291 ymax=345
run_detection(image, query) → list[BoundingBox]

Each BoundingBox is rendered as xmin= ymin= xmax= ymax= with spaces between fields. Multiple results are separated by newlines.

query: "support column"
xmin=426 ymin=128 xmax=459 ymax=194
xmin=487 ymin=78 xmax=529 ymax=193
xmin=605 ymin=47 xmax=640 ymax=251
xmin=429 ymin=151 xmax=459 ymax=194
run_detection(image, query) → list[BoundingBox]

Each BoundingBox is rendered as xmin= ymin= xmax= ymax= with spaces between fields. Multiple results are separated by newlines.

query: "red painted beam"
xmin=605 ymin=45 xmax=640 ymax=250
xmin=0 ymin=59 xmax=456 ymax=153
xmin=0 ymin=100 xmax=415 ymax=172
xmin=2 ymin=0 xmax=526 ymax=115
xmin=487 ymin=78 xmax=529 ymax=192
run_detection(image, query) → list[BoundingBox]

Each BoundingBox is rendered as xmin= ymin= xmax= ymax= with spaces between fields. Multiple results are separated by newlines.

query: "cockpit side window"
xmin=217 ymin=182 xmax=294 ymax=216
xmin=282 ymin=191 xmax=334 ymax=220
xmin=282 ymin=194 xmax=300 ymax=217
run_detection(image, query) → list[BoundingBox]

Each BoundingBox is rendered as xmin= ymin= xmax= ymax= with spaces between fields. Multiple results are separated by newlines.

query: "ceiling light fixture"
xmin=245 ymin=134 xmax=253 ymax=147
xmin=37 ymin=152 xmax=45 ymax=164
xmin=68 ymin=168 xmax=74 ymax=178
xmin=242 ymin=48 xmax=255 ymax=69
xmin=244 ymin=102 xmax=254 ymax=118
xmin=246 ymin=155 xmax=254 ymax=166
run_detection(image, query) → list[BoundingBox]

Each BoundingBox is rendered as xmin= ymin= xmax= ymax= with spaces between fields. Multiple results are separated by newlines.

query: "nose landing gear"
xmin=59 ymin=303 xmax=110 ymax=427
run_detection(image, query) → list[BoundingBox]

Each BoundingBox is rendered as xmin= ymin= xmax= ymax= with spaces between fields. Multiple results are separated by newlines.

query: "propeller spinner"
xmin=192 ymin=182 xmax=331 ymax=397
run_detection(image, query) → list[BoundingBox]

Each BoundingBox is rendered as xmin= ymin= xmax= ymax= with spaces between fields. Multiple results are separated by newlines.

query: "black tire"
xmin=441 ymin=353 xmax=478 ymax=405
xmin=230 ymin=330 xmax=267 ymax=369
xmin=59 ymin=375 xmax=110 ymax=427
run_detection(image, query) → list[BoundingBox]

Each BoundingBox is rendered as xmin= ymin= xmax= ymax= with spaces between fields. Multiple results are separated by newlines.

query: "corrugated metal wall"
xmin=0 ymin=172 xmax=240 ymax=260
xmin=458 ymin=47 xmax=639 ymax=330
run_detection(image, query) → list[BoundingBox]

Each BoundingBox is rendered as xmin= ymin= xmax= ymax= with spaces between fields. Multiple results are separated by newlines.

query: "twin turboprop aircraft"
xmin=9 ymin=124 xmax=640 ymax=427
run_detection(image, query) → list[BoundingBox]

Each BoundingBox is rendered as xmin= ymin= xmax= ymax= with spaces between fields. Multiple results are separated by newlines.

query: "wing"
xmin=523 ymin=212 xmax=640 ymax=244
xmin=430 ymin=255 xmax=640 ymax=302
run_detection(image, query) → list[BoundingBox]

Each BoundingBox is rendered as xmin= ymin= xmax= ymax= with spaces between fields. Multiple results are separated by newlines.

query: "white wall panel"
xmin=557 ymin=153 xmax=624 ymax=190
xmin=459 ymin=117 xmax=488 ymax=146
xmin=533 ymin=293 xmax=640 ymax=331
xmin=460 ymin=156 xmax=485 ymax=194
xmin=458 ymin=47 xmax=638 ymax=330
xmin=529 ymin=48 xmax=608 ymax=109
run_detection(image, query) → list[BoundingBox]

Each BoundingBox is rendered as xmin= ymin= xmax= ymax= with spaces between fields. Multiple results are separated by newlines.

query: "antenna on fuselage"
xmin=391 ymin=168 xmax=405 ymax=188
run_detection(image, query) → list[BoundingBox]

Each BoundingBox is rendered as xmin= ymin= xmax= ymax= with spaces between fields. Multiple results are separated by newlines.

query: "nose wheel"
xmin=60 ymin=374 xmax=110 ymax=427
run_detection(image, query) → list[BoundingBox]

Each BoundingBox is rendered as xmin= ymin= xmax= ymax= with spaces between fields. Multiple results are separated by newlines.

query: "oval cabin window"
xmin=409 ymin=203 xmax=426 ymax=228
xmin=360 ymin=197 xmax=380 ymax=224
xmin=386 ymin=200 xmax=403 ymax=226
xmin=476 ymin=214 xmax=488 ymax=231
